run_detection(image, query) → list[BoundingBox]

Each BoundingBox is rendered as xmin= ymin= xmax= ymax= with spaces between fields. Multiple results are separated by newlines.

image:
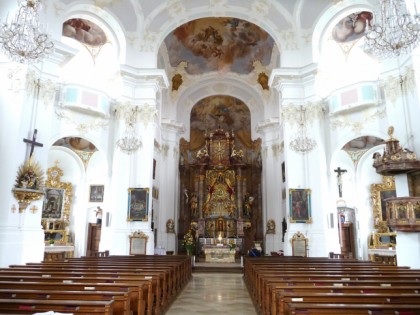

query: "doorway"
xmin=337 ymin=207 xmax=357 ymax=258
xmin=86 ymin=223 xmax=101 ymax=256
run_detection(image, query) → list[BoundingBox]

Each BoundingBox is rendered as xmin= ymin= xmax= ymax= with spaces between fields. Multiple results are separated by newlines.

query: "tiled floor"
xmin=166 ymin=272 xmax=257 ymax=315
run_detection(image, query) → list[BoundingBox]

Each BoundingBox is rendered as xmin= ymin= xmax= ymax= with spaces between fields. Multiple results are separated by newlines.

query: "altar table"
xmin=203 ymin=245 xmax=235 ymax=263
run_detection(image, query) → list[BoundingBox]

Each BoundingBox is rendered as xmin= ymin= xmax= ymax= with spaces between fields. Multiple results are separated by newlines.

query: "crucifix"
xmin=334 ymin=167 xmax=347 ymax=198
xmin=23 ymin=129 xmax=43 ymax=160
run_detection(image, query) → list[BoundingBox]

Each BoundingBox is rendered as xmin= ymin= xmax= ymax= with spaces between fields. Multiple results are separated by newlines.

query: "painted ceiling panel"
xmin=191 ymin=96 xmax=251 ymax=133
xmin=164 ymin=17 xmax=275 ymax=75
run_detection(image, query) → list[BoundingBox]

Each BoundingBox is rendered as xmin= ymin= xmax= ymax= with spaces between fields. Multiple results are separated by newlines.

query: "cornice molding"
xmin=120 ymin=66 xmax=169 ymax=89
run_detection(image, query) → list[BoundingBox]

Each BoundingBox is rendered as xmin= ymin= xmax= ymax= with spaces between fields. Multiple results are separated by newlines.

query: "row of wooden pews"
xmin=0 ymin=254 xmax=192 ymax=315
xmin=243 ymin=255 xmax=420 ymax=315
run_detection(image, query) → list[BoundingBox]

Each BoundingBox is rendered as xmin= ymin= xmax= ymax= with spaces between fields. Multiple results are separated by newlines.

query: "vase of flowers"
xmin=182 ymin=230 xmax=194 ymax=256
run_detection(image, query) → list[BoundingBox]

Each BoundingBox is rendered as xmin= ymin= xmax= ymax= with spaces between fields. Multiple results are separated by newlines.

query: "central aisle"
xmin=166 ymin=272 xmax=257 ymax=315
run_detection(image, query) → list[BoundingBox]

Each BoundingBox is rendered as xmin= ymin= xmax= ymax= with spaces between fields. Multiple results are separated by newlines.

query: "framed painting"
xmin=289 ymin=188 xmax=312 ymax=223
xmin=128 ymin=188 xmax=149 ymax=221
xmin=371 ymin=176 xmax=396 ymax=228
xmin=42 ymin=188 xmax=65 ymax=219
xmin=89 ymin=185 xmax=104 ymax=202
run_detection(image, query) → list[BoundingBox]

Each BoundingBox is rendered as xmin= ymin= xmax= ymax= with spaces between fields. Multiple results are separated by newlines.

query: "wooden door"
xmin=86 ymin=223 xmax=101 ymax=256
xmin=339 ymin=222 xmax=354 ymax=258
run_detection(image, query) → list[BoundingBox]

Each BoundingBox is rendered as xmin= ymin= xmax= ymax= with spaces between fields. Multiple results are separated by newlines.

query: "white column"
xmin=106 ymin=68 xmax=168 ymax=255
xmin=271 ymin=67 xmax=328 ymax=257
xmin=256 ymin=120 xmax=281 ymax=254
xmin=158 ymin=119 xmax=184 ymax=253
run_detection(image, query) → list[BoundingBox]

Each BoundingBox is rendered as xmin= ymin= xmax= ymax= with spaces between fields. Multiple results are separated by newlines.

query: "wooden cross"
xmin=23 ymin=129 xmax=43 ymax=159
xmin=334 ymin=167 xmax=347 ymax=198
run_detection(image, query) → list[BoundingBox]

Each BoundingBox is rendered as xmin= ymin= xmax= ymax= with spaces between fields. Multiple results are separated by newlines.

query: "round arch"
xmin=59 ymin=4 xmax=127 ymax=64
xmin=175 ymin=74 xmax=266 ymax=141
xmin=312 ymin=1 xmax=373 ymax=63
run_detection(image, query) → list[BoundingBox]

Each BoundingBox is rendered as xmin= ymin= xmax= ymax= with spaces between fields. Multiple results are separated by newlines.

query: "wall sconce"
xmin=11 ymin=204 xmax=16 ymax=213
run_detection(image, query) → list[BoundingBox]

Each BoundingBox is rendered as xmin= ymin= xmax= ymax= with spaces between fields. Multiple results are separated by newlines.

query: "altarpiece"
xmin=179 ymin=127 xmax=262 ymax=256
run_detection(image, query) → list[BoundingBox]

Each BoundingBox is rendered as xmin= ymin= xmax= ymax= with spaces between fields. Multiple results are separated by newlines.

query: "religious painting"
xmin=371 ymin=176 xmax=396 ymax=228
xmin=42 ymin=188 xmax=65 ymax=219
xmin=289 ymin=189 xmax=312 ymax=223
xmin=89 ymin=185 xmax=104 ymax=202
xmin=164 ymin=17 xmax=274 ymax=75
xmin=127 ymin=188 xmax=149 ymax=221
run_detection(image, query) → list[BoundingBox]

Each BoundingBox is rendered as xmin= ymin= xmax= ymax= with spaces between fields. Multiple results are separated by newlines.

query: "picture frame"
xmin=89 ymin=185 xmax=104 ymax=202
xmin=371 ymin=176 xmax=396 ymax=228
xmin=289 ymin=188 xmax=312 ymax=223
xmin=291 ymin=231 xmax=308 ymax=257
xmin=129 ymin=230 xmax=149 ymax=255
xmin=128 ymin=188 xmax=149 ymax=221
xmin=42 ymin=188 xmax=65 ymax=219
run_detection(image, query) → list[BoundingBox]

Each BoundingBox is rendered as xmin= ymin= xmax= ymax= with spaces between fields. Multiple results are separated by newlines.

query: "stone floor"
xmin=166 ymin=272 xmax=257 ymax=315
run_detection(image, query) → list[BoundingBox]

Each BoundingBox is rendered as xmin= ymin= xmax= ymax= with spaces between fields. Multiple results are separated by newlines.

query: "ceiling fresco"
xmin=342 ymin=136 xmax=383 ymax=151
xmin=62 ymin=18 xmax=107 ymax=46
xmin=164 ymin=17 xmax=275 ymax=75
xmin=190 ymin=96 xmax=251 ymax=133
xmin=332 ymin=11 xmax=373 ymax=43
xmin=54 ymin=137 xmax=97 ymax=152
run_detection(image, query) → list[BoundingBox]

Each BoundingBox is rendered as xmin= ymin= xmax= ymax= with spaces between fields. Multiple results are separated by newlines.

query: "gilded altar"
xmin=179 ymin=123 xmax=262 ymax=255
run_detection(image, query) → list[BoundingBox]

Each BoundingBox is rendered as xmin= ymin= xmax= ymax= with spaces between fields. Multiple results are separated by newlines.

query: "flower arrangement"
xmin=228 ymin=239 xmax=236 ymax=251
xmin=181 ymin=230 xmax=194 ymax=255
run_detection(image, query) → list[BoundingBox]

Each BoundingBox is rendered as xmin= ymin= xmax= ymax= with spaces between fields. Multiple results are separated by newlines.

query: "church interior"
xmin=1 ymin=0 xmax=420 ymax=313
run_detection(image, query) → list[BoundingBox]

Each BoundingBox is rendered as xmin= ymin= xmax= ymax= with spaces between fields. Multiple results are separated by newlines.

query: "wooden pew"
xmin=0 ymin=275 xmax=155 ymax=315
xmin=0 ymin=281 xmax=144 ymax=315
xmin=271 ymin=285 xmax=420 ymax=315
xmin=0 ymin=288 xmax=129 ymax=315
xmin=0 ymin=298 xmax=114 ymax=314
xmin=287 ymin=302 xmax=420 ymax=315
xmin=5 ymin=254 xmax=192 ymax=315
xmin=242 ymin=256 xmax=420 ymax=315
xmin=279 ymin=291 xmax=420 ymax=315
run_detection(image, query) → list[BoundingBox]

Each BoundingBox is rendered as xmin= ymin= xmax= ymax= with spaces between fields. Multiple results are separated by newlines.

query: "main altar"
xmin=178 ymin=123 xmax=263 ymax=257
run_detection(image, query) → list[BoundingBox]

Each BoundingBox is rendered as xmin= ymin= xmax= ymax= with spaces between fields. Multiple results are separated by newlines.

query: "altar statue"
xmin=189 ymin=193 xmax=198 ymax=217
xmin=243 ymin=193 xmax=254 ymax=217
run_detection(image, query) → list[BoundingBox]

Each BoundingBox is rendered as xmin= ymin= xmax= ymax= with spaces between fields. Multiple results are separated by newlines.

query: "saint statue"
xmin=243 ymin=193 xmax=254 ymax=217
xmin=189 ymin=193 xmax=198 ymax=217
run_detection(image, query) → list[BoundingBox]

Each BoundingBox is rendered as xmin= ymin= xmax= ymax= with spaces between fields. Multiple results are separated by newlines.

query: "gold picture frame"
xmin=371 ymin=176 xmax=396 ymax=228
xmin=127 ymin=188 xmax=149 ymax=221
xmin=41 ymin=164 xmax=73 ymax=245
xmin=289 ymin=188 xmax=312 ymax=223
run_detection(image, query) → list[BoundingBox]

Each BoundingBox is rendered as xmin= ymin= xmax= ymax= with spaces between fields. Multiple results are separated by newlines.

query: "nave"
xmin=166 ymin=272 xmax=256 ymax=315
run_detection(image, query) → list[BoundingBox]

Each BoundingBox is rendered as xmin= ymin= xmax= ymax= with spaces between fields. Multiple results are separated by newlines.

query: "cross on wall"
xmin=23 ymin=129 xmax=43 ymax=160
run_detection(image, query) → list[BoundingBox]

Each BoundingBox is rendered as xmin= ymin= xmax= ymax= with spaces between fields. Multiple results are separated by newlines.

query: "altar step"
xmin=193 ymin=261 xmax=243 ymax=273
